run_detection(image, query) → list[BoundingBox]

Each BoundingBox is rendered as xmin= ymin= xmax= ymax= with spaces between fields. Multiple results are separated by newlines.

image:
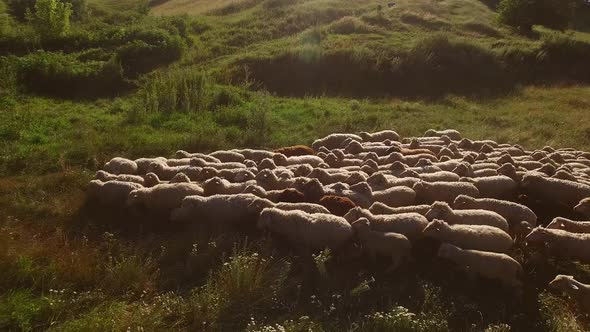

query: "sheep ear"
xmin=569 ymin=284 xmax=580 ymax=291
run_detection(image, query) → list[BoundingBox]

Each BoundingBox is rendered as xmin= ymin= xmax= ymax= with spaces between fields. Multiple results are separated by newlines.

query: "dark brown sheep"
xmin=276 ymin=189 xmax=306 ymax=203
xmin=319 ymin=195 xmax=357 ymax=217
xmin=273 ymin=145 xmax=315 ymax=157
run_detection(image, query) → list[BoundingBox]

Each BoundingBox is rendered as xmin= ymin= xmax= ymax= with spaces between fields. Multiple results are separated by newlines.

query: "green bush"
xmin=6 ymin=0 xmax=36 ymax=20
xmin=497 ymin=0 xmax=574 ymax=32
xmin=15 ymin=51 xmax=130 ymax=98
xmin=28 ymin=0 xmax=73 ymax=40
xmin=115 ymin=28 xmax=186 ymax=77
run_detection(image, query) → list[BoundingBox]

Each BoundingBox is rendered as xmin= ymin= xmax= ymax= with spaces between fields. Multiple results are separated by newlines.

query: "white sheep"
xmin=351 ymin=218 xmax=411 ymax=269
xmin=525 ymin=227 xmax=590 ymax=263
xmin=359 ymin=130 xmax=400 ymax=142
xmin=171 ymin=194 xmax=262 ymax=226
xmin=547 ymin=217 xmax=590 ymax=234
xmin=247 ymin=198 xmax=331 ymax=214
xmin=88 ymin=180 xmax=143 ymax=206
xmin=548 ymin=275 xmax=590 ymax=313
xmin=344 ymin=207 xmax=428 ymax=240
xmin=312 ymin=133 xmax=363 ymax=150
xmin=255 ymin=169 xmax=297 ymax=191
xmin=127 ymin=182 xmax=203 ymax=212
xmin=203 ymin=177 xmax=255 ymax=196
xmin=309 ymin=168 xmax=350 ymax=184
xmin=402 ymin=170 xmax=460 ymax=182
xmin=424 ymin=129 xmax=462 ymax=141
xmin=521 ymin=173 xmax=590 ymax=207
xmin=175 ymin=150 xmax=221 ymax=163
xmin=460 ymin=175 xmax=517 ymax=199
xmin=425 ymin=201 xmax=509 ymax=232
xmin=272 ymin=154 xmax=324 ymax=167
xmin=209 ymin=150 xmax=245 ymax=163
xmin=190 ymin=158 xmax=246 ymax=170
xmin=574 ymin=198 xmax=590 ymax=217
xmin=368 ymin=202 xmax=431 ymax=215
xmin=412 ymin=181 xmax=480 ymax=204
xmin=231 ymin=149 xmax=275 ymax=162
xmin=371 ymin=185 xmax=417 ymax=208
xmin=95 ymin=170 xmax=145 ymax=186
xmin=367 ymin=172 xmax=420 ymax=191
xmin=135 ymin=157 xmax=168 ymax=174
xmin=422 ymin=219 xmax=513 ymax=253
xmin=103 ymin=157 xmax=138 ymax=175
xmin=257 ymin=208 xmax=354 ymax=251
xmin=438 ymin=243 xmax=523 ymax=288
xmin=452 ymin=195 xmax=537 ymax=227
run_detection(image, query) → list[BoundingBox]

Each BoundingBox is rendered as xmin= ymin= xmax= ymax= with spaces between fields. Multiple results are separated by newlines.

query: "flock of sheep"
xmin=88 ymin=129 xmax=590 ymax=311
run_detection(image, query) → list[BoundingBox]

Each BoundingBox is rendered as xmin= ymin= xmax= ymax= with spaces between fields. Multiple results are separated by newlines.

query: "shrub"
xmin=15 ymin=51 xmax=130 ymax=98
xmin=27 ymin=0 xmax=73 ymax=40
xmin=328 ymin=16 xmax=380 ymax=35
xmin=497 ymin=0 xmax=574 ymax=32
xmin=6 ymin=0 xmax=36 ymax=20
xmin=359 ymin=306 xmax=449 ymax=332
xmin=115 ymin=28 xmax=185 ymax=77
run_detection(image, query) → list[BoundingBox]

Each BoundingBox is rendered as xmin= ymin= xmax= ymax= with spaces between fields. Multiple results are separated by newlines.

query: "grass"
xmin=2 ymin=0 xmax=590 ymax=330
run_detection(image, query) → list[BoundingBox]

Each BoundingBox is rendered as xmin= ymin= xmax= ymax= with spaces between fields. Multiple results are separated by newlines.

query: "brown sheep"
xmin=273 ymin=145 xmax=315 ymax=157
xmin=319 ymin=195 xmax=357 ymax=217
xmin=276 ymin=188 xmax=306 ymax=203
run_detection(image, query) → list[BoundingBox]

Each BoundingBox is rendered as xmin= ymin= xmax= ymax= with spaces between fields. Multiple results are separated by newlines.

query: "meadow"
xmin=1 ymin=0 xmax=590 ymax=330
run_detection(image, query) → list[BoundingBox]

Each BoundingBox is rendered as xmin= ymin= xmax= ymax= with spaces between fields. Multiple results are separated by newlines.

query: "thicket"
xmin=497 ymin=0 xmax=575 ymax=32
xmin=236 ymin=33 xmax=590 ymax=98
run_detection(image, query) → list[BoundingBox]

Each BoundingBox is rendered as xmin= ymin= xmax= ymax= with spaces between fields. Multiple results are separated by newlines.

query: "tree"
xmin=498 ymin=0 xmax=574 ymax=32
xmin=26 ymin=0 xmax=73 ymax=39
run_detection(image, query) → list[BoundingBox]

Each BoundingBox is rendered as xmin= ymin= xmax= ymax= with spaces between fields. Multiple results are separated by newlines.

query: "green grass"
xmin=2 ymin=0 xmax=590 ymax=330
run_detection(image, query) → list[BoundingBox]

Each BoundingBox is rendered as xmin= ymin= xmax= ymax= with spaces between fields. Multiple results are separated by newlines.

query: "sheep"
xmin=367 ymin=173 xmax=421 ymax=192
xmin=496 ymin=163 xmax=526 ymax=182
xmin=165 ymin=158 xmax=192 ymax=167
xmin=103 ymin=157 xmax=138 ymax=175
xmin=345 ymin=172 xmax=369 ymax=185
xmin=171 ymin=194 xmax=263 ymax=226
xmin=175 ymin=150 xmax=221 ymax=163
xmin=425 ymin=201 xmax=509 ymax=232
xmin=525 ymin=227 xmax=590 ymax=263
xmin=412 ymin=181 xmax=480 ymax=204
xmin=547 ymin=217 xmax=590 ymax=234
xmin=309 ymin=168 xmax=350 ymax=184
xmin=323 ymin=182 xmax=372 ymax=208
xmin=95 ymin=170 xmax=145 ymax=186
xmin=369 ymin=202 xmax=431 ymax=215
xmin=460 ymin=176 xmax=517 ymax=199
xmin=88 ymin=180 xmax=143 ymax=206
xmin=273 ymin=145 xmax=315 ymax=157
xmin=371 ymin=185 xmax=417 ymax=208
xmin=127 ymin=182 xmax=204 ymax=212
xmin=147 ymin=162 xmax=200 ymax=181
xmin=574 ymin=198 xmax=590 ymax=217
xmin=258 ymin=158 xmax=277 ymax=170
xmin=247 ymin=199 xmax=331 ymax=214
xmin=190 ymin=158 xmax=246 ymax=170
xmin=351 ymin=218 xmax=411 ymax=269
xmin=324 ymin=154 xmax=364 ymax=168
xmin=424 ymin=129 xmax=462 ymax=141
xmin=387 ymin=152 xmax=438 ymax=167
xmin=422 ymin=219 xmax=514 ymax=253
xmin=344 ymin=207 xmax=428 ymax=240
xmin=402 ymin=170 xmax=460 ymax=182
xmin=359 ymin=130 xmax=400 ymax=142
xmin=255 ymin=169 xmax=297 ymax=191
xmin=452 ymin=195 xmax=537 ymax=227
xmin=231 ymin=149 xmax=275 ymax=162
xmin=292 ymin=164 xmax=313 ymax=177
xmin=345 ymin=141 xmax=391 ymax=156
xmin=273 ymin=154 xmax=324 ymax=167
xmin=312 ymin=133 xmax=362 ymax=150
xmin=198 ymin=167 xmax=256 ymax=183
xmin=548 ymin=275 xmax=590 ymax=313
xmin=319 ymin=195 xmax=357 ymax=217
xmin=257 ymin=208 xmax=354 ymax=251
xmin=135 ymin=157 xmax=168 ymax=174
xmin=276 ymin=188 xmax=306 ymax=203
xmin=438 ymin=243 xmax=523 ymax=288
xmin=521 ymin=173 xmax=590 ymax=207
xmin=203 ymin=177 xmax=255 ymax=196
xmin=458 ymin=138 xmax=499 ymax=151
xmin=209 ymin=150 xmax=245 ymax=163
xmin=293 ymin=178 xmax=325 ymax=203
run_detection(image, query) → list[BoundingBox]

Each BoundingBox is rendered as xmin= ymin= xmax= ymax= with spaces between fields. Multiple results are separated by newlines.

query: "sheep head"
xmin=351 ymin=217 xmax=371 ymax=234
xmin=458 ymin=138 xmax=473 ymax=149
xmin=574 ymin=198 xmax=590 ymax=217
xmin=350 ymin=182 xmax=372 ymax=196
xmin=345 ymin=172 xmax=367 ymax=185
xmin=425 ymin=202 xmax=451 ymax=221
xmin=389 ymin=161 xmax=407 ymax=171
xmin=524 ymin=227 xmax=549 ymax=244
xmin=345 ymin=141 xmax=363 ymax=154
xmin=362 ymin=159 xmax=378 ymax=170
xmin=422 ymin=219 xmax=449 ymax=237
xmin=343 ymin=207 xmax=365 ymax=223
xmin=549 ymin=275 xmax=580 ymax=293
xmin=257 ymin=208 xmax=275 ymax=230
xmin=531 ymin=151 xmax=547 ymax=161
xmin=538 ymin=163 xmax=557 ymax=176
xmin=189 ymin=158 xmax=207 ymax=167
xmin=415 ymin=158 xmax=433 ymax=167
xmin=546 ymin=217 xmax=569 ymax=231
xmin=497 ymin=154 xmax=515 ymax=165
xmin=247 ymin=199 xmax=275 ymax=214
xmin=258 ymin=158 xmax=277 ymax=170
xmin=244 ymin=160 xmax=257 ymax=168
xmin=126 ymin=189 xmax=146 ymax=207
xmin=452 ymin=195 xmax=475 ymax=209
xmin=400 ymin=170 xmax=420 ymax=179
xmin=242 ymin=185 xmax=266 ymax=197
xmin=475 ymin=153 xmax=487 ymax=162
xmin=272 ymin=154 xmax=289 ymax=166
xmin=170 ymin=172 xmax=190 ymax=183
xmin=175 ymin=150 xmax=190 ymax=159
xmin=203 ymin=177 xmax=226 ymax=195
xmin=358 ymin=132 xmax=371 ymax=141
xmin=95 ymin=170 xmax=110 ymax=182
xmin=235 ymin=170 xmax=255 ymax=182
xmin=293 ymin=164 xmax=313 ymax=177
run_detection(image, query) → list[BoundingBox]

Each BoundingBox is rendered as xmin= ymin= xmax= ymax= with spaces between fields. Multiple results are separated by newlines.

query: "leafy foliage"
xmin=497 ymin=0 xmax=574 ymax=32
xmin=27 ymin=0 xmax=73 ymax=40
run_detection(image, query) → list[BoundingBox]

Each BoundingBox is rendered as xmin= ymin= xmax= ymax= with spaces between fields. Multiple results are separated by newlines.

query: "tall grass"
xmin=139 ymin=67 xmax=208 ymax=114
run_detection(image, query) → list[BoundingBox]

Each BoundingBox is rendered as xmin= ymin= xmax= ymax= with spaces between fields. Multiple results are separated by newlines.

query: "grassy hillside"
xmin=2 ymin=0 xmax=590 ymax=330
